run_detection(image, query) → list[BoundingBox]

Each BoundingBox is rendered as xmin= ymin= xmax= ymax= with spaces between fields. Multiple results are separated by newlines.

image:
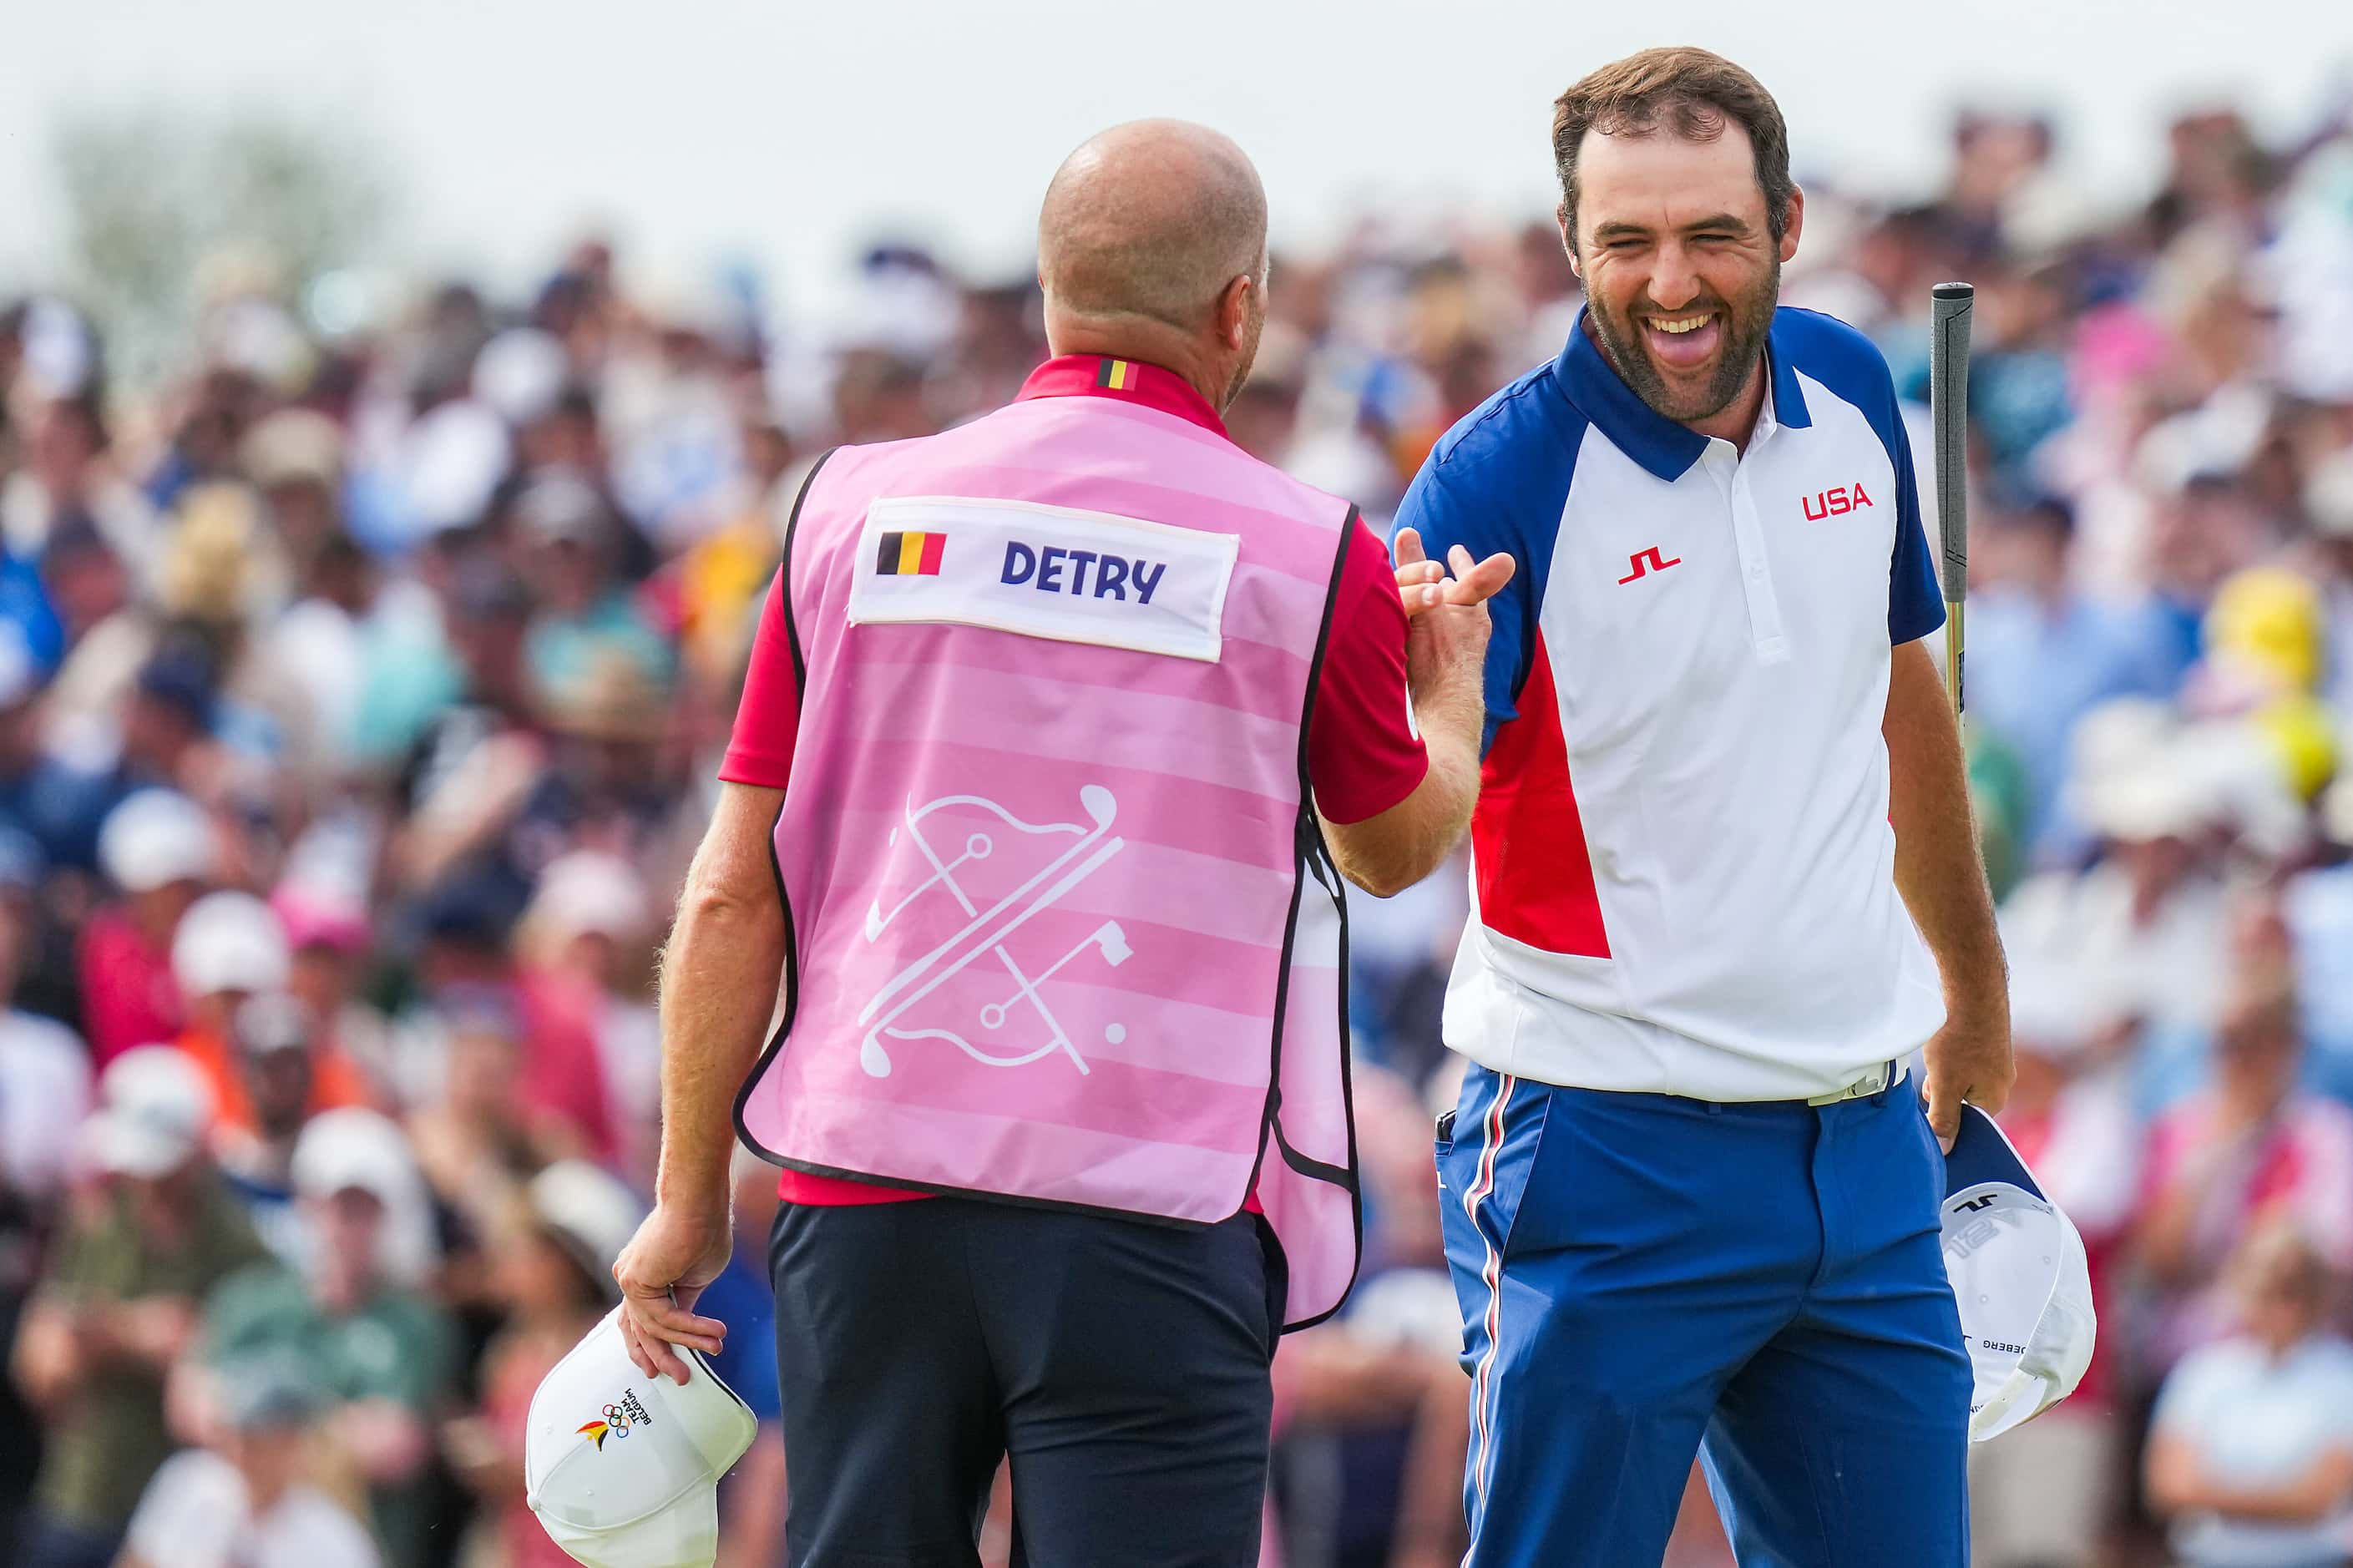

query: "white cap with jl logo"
xmin=1941 ymin=1104 xmax=2098 ymax=1444
xmin=526 ymin=1305 xmax=760 ymax=1568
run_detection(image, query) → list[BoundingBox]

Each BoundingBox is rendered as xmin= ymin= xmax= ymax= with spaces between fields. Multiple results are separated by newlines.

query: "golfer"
xmin=1397 ymin=48 xmax=2011 ymax=1565
xmin=612 ymin=119 xmax=1510 ymax=1567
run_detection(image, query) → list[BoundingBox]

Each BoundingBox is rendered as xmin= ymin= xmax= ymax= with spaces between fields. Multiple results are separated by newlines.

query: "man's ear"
xmin=1779 ymin=185 xmax=1805 ymax=266
xmin=1217 ymin=273 xmax=1254 ymax=349
xmin=1557 ymin=204 xmax=1582 ymax=281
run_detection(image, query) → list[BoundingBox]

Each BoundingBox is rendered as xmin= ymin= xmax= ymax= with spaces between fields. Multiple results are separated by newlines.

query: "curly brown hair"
xmin=1551 ymin=47 xmax=1796 ymax=248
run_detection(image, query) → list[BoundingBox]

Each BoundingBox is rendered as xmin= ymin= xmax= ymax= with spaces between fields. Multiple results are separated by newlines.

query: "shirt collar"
xmin=1551 ymin=306 xmax=1812 ymax=481
xmin=1015 ymin=354 xmax=1230 ymax=439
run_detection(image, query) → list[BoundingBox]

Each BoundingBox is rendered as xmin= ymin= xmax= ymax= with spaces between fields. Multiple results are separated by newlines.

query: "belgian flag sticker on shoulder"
xmin=875 ymin=529 xmax=947 ymax=576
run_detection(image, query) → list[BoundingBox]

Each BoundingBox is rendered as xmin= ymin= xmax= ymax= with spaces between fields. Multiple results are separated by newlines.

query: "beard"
xmin=1586 ymin=253 xmax=1780 ymax=426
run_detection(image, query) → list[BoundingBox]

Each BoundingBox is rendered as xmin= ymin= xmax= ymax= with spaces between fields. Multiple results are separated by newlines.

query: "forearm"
xmin=1272 ymin=1328 xmax=1440 ymax=1423
xmin=1389 ymin=1353 xmax=1473 ymax=1567
xmin=716 ymin=1427 xmax=789 ymax=1568
xmin=1323 ymin=614 xmax=1488 ymax=898
xmin=2199 ymin=1452 xmax=2353 ymax=1524
xmin=1885 ymin=644 xmax=2004 ymax=1009
xmin=10 ymin=1304 xmax=79 ymax=1409
xmin=1323 ymin=721 xmax=1480 ymax=898
xmin=655 ymin=793 xmax=789 ymax=1211
xmin=1409 ymin=670 xmax=1486 ymax=859
xmin=2148 ymin=1431 xmax=2352 ymax=1525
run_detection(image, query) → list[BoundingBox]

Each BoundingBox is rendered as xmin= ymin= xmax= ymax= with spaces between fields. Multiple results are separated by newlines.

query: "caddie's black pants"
xmin=769 ymin=1194 xmax=1284 ymax=1568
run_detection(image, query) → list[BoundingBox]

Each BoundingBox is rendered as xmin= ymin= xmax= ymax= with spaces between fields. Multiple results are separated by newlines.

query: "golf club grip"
xmin=1929 ymin=282 xmax=1973 ymax=608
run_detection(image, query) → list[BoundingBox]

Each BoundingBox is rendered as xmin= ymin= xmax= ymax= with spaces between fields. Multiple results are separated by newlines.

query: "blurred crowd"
xmin=2 ymin=89 xmax=2352 ymax=1568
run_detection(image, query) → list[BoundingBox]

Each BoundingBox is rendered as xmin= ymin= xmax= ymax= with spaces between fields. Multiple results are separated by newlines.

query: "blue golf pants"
xmin=1437 ymin=1064 xmax=1972 ymax=1567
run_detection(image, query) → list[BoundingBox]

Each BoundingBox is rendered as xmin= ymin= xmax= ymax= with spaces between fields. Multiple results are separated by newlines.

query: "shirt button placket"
xmin=1730 ymin=463 xmax=1789 ymax=663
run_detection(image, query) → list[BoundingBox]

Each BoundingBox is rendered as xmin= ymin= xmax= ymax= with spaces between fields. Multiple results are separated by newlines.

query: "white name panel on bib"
xmin=847 ymin=495 xmax=1239 ymax=663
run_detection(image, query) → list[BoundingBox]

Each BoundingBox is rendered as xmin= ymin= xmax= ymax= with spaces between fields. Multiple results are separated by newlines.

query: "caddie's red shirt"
xmin=721 ymin=354 xmax=1427 ymax=1204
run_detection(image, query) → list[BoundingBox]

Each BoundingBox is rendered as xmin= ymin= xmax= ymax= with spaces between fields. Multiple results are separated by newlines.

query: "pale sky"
xmin=3 ymin=0 xmax=2347 ymax=316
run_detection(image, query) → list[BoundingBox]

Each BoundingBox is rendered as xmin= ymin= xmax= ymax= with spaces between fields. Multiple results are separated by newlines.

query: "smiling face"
xmin=1565 ymin=119 xmax=1800 ymax=430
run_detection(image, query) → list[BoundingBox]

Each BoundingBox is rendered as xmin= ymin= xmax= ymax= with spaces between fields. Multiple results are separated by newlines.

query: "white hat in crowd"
xmin=474 ymin=327 xmax=571 ymax=428
xmin=2307 ymin=444 xmax=2353 ymax=540
xmin=529 ymin=1161 xmax=649 ymax=1305
xmin=172 ymin=891 xmax=292 ymax=1001
xmin=83 ymin=1044 xmax=215 ymax=1177
xmin=1942 ymin=1105 xmax=2098 ymax=1444
xmin=529 ymin=852 xmax=654 ymax=947
xmin=526 ymin=1306 xmax=759 ymax=1568
xmin=99 ymin=790 xmax=219 ymax=894
xmin=291 ymin=1107 xmax=438 ymax=1285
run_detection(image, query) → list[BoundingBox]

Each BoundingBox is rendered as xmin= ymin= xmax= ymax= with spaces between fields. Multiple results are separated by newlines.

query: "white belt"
xmin=1804 ymin=1058 xmax=1906 ymax=1107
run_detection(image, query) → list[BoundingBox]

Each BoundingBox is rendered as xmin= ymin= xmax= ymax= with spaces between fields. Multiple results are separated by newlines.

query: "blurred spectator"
xmin=78 ymin=791 xmax=218 ymax=1066
xmin=200 ymin=1109 xmax=454 ymax=1568
xmin=2305 ymin=447 xmax=2353 ymax=713
xmin=392 ymin=878 xmax=614 ymax=1166
xmin=2136 ymin=979 xmax=2353 ymax=1364
xmin=240 ymin=410 xmax=347 ymax=572
xmin=2003 ymin=711 xmax=2235 ymax=1039
xmin=237 ymin=402 xmax=372 ymax=768
xmin=0 ymin=825 xmax=86 ymax=1550
xmin=0 ymin=631 xmax=116 ymax=872
xmin=213 ymin=994 xmax=351 ymax=1265
xmin=169 ymin=893 xmax=295 ymax=1113
xmin=170 ymin=894 xmax=367 ymax=1143
xmin=9 ymin=1048 xmax=268 ymax=1568
xmin=1271 ymin=1066 xmax=1469 ymax=1568
xmin=1966 ymin=495 xmax=2180 ymax=855
xmin=512 ymin=470 xmax=670 ymax=701
xmin=404 ymin=1004 xmax=544 ymax=1245
xmin=440 ymin=1161 xmax=637 ymax=1568
xmin=2145 ymin=1222 xmax=2353 ymax=1568
xmin=0 ymin=392 xmax=159 ymax=570
xmin=119 ymin=1357 xmax=380 ymax=1568
xmin=514 ymin=851 xmax=660 ymax=1186
xmin=1971 ymin=958 xmax=2144 ymax=1567
xmin=519 ymin=646 xmax=687 ymax=878
xmin=0 ymin=838 xmax=92 ymax=1206
xmin=269 ymin=867 xmax=392 ymax=1105
xmin=382 ymin=569 xmax=540 ymax=898
xmin=701 ymin=1151 xmax=787 ymax=1568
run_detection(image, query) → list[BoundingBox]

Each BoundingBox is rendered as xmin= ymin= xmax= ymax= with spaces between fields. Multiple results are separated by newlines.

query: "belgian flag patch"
xmin=875 ymin=530 xmax=947 ymax=575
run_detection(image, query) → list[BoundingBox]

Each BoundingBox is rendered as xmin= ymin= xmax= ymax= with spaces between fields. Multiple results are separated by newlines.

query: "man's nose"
xmin=1647 ymin=244 xmax=1702 ymax=311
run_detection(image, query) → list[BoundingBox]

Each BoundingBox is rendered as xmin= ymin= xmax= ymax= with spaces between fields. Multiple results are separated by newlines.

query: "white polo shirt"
xmin=1397 ymin=307 xmax=1948 ymax=1100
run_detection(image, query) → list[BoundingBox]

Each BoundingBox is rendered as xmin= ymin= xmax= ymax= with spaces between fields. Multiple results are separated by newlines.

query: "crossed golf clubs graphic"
xmin=855 ymin=784 xmax=1133 ymax=1078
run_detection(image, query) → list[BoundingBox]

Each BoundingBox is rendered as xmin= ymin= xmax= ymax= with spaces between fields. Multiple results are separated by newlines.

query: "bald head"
xmin=1039 ymin=119 xmax=1268 ymax=333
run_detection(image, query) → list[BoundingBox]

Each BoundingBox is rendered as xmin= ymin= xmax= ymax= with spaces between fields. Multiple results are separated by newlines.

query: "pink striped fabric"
xmin=736 ymin=385 xmax=1364 ymax=1328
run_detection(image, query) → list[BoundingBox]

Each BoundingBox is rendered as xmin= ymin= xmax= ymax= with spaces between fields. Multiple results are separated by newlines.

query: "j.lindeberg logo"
xmin=1616 ymin=545 xmax=1681 ymax=584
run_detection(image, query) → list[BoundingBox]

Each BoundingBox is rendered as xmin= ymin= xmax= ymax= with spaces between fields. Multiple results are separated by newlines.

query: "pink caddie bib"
xmin=733 ymin=357 xmax=1364 ymax=1328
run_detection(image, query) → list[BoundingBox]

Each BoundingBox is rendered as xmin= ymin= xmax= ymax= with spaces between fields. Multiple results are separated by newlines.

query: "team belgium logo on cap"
xmin=576 ymin=1389 xmax=654 ymax=1451
xmin=875 ymin=529 xmax=947 ymax=577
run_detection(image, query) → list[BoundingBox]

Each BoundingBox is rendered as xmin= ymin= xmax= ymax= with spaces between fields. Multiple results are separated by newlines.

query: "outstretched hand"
xmin=1393 ymin=528 xmax=1515 ymax=614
